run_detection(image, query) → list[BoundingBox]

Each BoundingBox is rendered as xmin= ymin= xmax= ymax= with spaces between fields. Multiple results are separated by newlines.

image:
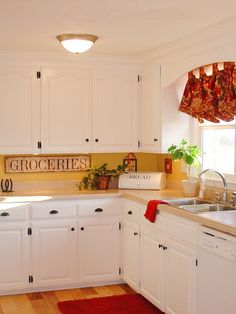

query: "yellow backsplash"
xmin=0 ymin=153 xmax=186 ymax=185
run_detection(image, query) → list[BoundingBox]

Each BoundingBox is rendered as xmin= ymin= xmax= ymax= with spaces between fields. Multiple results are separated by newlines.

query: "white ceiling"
xmin=1 ymin=0 xmax=236 ymax=57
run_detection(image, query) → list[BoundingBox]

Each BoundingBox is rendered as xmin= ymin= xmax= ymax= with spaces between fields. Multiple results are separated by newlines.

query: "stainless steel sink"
xmin=171 ymin=198 xmax=235 ymax=214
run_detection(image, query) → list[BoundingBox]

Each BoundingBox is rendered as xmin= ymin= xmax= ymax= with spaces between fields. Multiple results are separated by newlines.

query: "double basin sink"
xmin=172 ymin=198 xmax=235 ymax=214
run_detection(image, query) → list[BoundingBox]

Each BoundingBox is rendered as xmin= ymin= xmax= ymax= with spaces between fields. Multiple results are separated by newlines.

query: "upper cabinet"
xmin=0 ymin=64 xmax=139 ymax=154
xmin=41 ymin=67 xmax=92 ymax=153
xmin=141 ymin=60 xmax=190 ymax=153
xmin=0 ymin=67 xmax=40 ymax=154
xmin=141 ymin=62 xmax=161 ymax=152
xmin=92 ymin=67 xmax=138 ymax=152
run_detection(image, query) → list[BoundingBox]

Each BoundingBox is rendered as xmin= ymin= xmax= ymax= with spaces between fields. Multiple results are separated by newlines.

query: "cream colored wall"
xmin=0 ymin=153 xmax=185 ymax=185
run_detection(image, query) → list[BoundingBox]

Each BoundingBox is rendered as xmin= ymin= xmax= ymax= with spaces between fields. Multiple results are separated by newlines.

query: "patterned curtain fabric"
xmin=179 ymin=62 xmax=236 ymax=123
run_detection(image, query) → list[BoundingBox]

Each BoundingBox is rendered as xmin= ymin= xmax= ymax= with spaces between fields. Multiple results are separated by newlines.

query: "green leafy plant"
xmin=77 ymin=163 xmax=127 ymax=190
xmin=167 ymin=139 xmax=201 ymax=177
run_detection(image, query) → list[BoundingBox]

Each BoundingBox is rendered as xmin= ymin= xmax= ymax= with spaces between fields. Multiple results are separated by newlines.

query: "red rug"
xmin=57 ymin=293 xmax=164 ymax=314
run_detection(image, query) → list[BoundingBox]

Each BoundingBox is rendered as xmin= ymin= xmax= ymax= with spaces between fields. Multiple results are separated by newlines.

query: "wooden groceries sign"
xmin=4 ymin=155 xmax=91 ymax=173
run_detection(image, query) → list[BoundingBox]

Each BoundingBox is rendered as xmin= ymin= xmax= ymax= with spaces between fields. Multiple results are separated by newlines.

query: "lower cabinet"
xmin=0 ymin=223 xmax=30 ymax=291
xmin=164 ymin=237 xmax=197 ymax=314
xmin=123 ymin=219 xmax=140 ymax=291
xmin=78 ymin=217 xmax=121 ymax=285
xmin=32 ymin=220 xmax=77 ymax=287
xmin=140 ymin=227 xmax=165 ymax=310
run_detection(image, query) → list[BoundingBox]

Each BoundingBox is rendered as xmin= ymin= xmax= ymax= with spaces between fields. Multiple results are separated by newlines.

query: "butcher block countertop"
xmin=0 ymin=187 xmax=236 ymax=236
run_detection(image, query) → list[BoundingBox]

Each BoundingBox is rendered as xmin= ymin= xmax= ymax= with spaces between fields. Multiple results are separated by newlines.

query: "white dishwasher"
xmin=196 ymin=226 xmax=236 ymax=314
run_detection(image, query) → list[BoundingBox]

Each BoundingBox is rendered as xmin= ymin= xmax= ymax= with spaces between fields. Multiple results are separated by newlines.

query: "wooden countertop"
xmin=0 ymin=187 xmax=235 ymax=236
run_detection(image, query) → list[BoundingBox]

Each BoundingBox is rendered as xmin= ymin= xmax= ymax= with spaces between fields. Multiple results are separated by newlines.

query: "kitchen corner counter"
xmin=122 ymin=189 xmax=236 ymax=237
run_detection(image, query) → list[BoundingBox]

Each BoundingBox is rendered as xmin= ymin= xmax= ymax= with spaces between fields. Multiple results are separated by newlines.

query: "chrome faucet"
xmin=198 ymin=169 xmax=227 ymax=202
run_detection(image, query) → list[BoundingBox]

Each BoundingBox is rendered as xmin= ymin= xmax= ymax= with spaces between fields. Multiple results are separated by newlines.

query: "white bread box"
xmin=118 ymin=172 xmax=166 ymax=190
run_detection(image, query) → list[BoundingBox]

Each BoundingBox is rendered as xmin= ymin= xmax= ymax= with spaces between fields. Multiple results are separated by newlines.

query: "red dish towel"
xmin=144 ymin=200 xmax=169 ymax=223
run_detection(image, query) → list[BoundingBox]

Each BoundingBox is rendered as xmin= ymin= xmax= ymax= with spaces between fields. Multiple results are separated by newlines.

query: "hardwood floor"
xmin=0 ymin=284 xmax=135 ymax=314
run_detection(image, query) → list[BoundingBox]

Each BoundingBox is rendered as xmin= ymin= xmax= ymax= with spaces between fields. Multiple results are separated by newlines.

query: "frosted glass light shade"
xmin=56 ymin=34 xmax=97 ymax=53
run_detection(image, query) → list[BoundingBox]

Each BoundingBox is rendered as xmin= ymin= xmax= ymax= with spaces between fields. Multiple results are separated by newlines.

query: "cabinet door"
xmin=123 ymin=219 xmax=140 ymax=291
xmin=78 ymin=217 xmax=121 ymax=284
xmin=165 ymin=237 xmax=196 ymax=314
xmin=140 ymin=227 xmax=165 ymax=310
xmin=0 ymin=67 xmax=40 ymax=154
xmin=41 ymin=67 xmax=92 ymax=153
xmin=32 ymin=220 xmax=77 ymax=287
xmin=93 ymin=67 xmax=138 ymax=152
xmin=0 ymin=223 xmax=29 ymax=291
xmin=141 ymin=62 xmax=161 ymax=152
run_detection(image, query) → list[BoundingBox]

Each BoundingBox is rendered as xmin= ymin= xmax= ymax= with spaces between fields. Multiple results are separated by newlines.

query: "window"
xmin=197 ymin=119 xmax=235 ymax=179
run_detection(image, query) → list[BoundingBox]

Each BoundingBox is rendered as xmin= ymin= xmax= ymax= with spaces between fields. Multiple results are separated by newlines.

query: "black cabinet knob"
xmin=49 ymin=210 xmax=59 ymax=215
xmin=95 ymin=138 xmax=99 ymax=142
xmin=85 ymin=138 xmax=89 ymax=142
xmin=0 ymin=212 xmax=9 ymax=217
xmin=154 ymin=138 xmax=158 ymax=142
xmin=134 ymin=232 xmax=138 ymax=236
xmin=81 ymin=227 xmax=84 ymax=231
xmin=163 ymin=246 xmax=167 ymax=250
xmin=95 ymin=208 xmax=103 ymax=212
xmin=158 ymin=244 xmax=163 ymax=248
xmin=71 ymin=227 xmax=75 ymax=231
xmin=127 ymin=210 xmax=132 ymax=215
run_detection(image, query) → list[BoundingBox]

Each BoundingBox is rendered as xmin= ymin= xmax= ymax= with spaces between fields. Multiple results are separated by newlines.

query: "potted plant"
xmin=167 ymin=139 xmax=201 ymax=196
xmin=77 ymin=163 xmax=127 ymax=190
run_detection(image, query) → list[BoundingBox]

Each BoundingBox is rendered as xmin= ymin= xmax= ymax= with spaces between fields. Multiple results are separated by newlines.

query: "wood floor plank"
xmin=0 ymin=284 xmax=132 ymax=314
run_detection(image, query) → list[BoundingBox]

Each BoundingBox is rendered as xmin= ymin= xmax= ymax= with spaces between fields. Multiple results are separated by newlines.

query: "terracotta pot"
xmin=97 ymin=175 xmax=110 ymax=190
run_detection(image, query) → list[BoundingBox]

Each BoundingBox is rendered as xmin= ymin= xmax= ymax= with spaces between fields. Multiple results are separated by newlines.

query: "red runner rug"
xmin=57 ymin=293 xmax=164 ymax=314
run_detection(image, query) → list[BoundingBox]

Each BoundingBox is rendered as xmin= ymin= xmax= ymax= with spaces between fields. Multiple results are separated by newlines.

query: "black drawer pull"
xmin=81 ymin=227 xmax=84 ymax=231
xmin=127 ymin=210 xmax=132 ymax=215
xmin=49 ymin=210 xmax=59 ymax=215
xmin=0 ymin=212 xmax=10 ymax=217
xmin=71 ymin=227 xmax=75 ymax=231
xmin=158 ymin=244 xmax=163 ymax=248
xmin=95 ymin=138 xmax=99 ymax=142
xmin=95 ymin=208 xmax=103 ymax=212
xmin=85 ymin=138 xmax=89 ymax=142
xmin=134 ymin=232 xmax=138 ymax=236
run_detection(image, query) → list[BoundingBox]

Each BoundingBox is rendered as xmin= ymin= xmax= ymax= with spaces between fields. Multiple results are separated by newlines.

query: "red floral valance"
xmin=179 ymin=62 xmax=236 ymax=123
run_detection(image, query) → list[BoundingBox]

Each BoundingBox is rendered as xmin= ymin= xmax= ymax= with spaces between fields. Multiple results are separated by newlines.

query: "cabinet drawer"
xmin=123 ymin=200 xmax=140 ymax=223
xmin=31 ymin=201 xmax=76 ymax=219
xmin=0 ymin=203 xmax=29 ymax=221
xmin=77 ymin=198 xmax=121 ymax=217
xmin=165 ymin=214 xmax=198 ymax=246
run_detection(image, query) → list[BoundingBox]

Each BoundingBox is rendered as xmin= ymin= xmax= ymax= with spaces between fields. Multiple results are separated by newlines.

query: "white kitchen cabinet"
xmin=0 ymin=223 xmax=30 ymax=291
xmin=165 ymin=237 xmax=196 ymax=314
xmin=31 ymin=201 xmax=77 ymax=288
xmin=141 ymin=60 xmax=190 ymax=152
xmin=0 ymin=66 xmax=40 ymax=154
xmin=141 ymin=61 xmax=161 ymax=152
xmin=78 ymin=217 xmax=121 ymax=285
xmin=92 ymin=67 xmax=138 ymax=152
xmin=139 ymin=202 xmax=197 ymax=314
xmin=140 ymin=227 xmax=165 ymax=310
xmin=41 ymin=67 xmax=92 ymax=153
xmin=123 ymin=219 xmax=140 ymax=291
xmin=32 ymin=220 xmax=77 ymax=288
xmin=0 ymin=204 xmax=30 ymax=292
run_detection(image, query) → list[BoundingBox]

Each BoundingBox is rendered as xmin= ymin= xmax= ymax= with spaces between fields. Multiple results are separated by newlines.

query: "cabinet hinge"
xmin=29 ymin=275 xmax=33 ymax=283
xmin=138 ymin=75 xmax=142 ymax=82
xmin=196 ymin=259 xmax=198 ymax=266
xmin=119 ymin=267 xmax=122 ymax=275
xmin=36 ymin=71 xmax=41 ymax=79
xmin=119 ymin=222 xmax=122 ymax=230
xmin=37 ymin=141 xmax=42 ymax=149
xmin=27 ymin=227 xmax=32 ymax=236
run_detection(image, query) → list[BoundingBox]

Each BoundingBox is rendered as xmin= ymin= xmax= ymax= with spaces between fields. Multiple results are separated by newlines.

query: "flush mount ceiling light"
xmin=56 ymin=34 xmax=98 ymax=53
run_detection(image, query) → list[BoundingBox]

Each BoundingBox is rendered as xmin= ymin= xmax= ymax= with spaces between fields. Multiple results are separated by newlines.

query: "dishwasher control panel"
xmin=198 ymin=226 xmax=236 ymax=262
